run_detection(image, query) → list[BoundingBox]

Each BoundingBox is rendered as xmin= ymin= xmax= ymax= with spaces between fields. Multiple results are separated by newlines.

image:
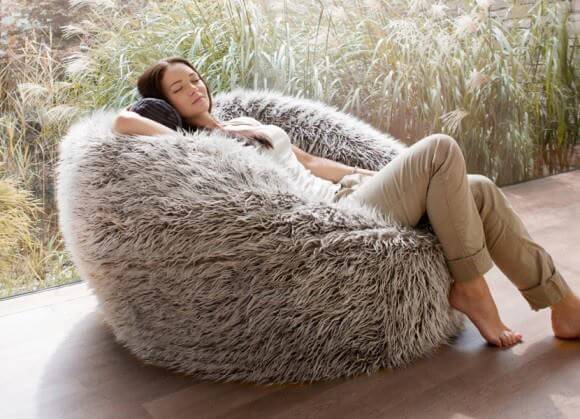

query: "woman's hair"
xmin=136 ymin=57 xmax=273 ymax=149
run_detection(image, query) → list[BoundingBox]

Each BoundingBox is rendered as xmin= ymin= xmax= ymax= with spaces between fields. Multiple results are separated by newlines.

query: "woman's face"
xmin=161 ymin=62 xmax=210 ymax=120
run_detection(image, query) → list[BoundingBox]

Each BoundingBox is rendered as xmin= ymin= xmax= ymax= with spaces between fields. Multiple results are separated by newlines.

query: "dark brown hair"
xmin=136 ymin=57 xmax=273 ymax=149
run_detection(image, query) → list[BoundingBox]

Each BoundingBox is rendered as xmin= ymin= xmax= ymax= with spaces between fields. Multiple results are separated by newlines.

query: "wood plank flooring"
xmin=1 ymin=170 xmax=579 ymax=419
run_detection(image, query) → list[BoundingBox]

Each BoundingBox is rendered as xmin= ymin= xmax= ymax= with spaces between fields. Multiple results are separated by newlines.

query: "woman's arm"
xmin=306 ymin=155 xmax=378 ymax=183
xmin=112 ymin=110 xmax=176 ymax=136
xmin=292 ymin=144 xmax=377 ymax=183
xmin=112 ymin=113 xmax=378 ymax=182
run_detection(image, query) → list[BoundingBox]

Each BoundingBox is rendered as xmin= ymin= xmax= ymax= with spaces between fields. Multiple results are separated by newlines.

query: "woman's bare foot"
xmin=551 ymin=292 xmax=580 ymax=339
xmin=449 ymin=276 xmax=523 ymax=348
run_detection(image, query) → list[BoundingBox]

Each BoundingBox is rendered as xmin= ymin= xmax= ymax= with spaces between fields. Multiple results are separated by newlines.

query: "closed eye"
xmin=173 ymin=78 xmax=200 ymax=93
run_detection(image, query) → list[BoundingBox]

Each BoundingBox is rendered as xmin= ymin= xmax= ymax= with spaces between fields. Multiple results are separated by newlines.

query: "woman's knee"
xmin=468 ymin=174 xmax=497 ymax=210
xmin=421 ymin=133 xmax=463 ymax=166
xmin=429 ymin=133 xmax=460 ymax=150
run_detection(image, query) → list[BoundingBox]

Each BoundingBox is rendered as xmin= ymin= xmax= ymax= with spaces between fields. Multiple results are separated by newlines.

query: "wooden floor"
xmin=1 ymin=170 xmax=579 ymax=419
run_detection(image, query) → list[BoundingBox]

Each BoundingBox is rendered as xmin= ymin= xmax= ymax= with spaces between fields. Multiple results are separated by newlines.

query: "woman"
xmin=113 ymin=57 xmax=580 ymax=348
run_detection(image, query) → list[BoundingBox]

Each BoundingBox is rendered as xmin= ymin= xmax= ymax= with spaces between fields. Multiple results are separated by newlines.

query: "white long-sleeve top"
xmin=221 ymin=116 xmax=341 ymax=202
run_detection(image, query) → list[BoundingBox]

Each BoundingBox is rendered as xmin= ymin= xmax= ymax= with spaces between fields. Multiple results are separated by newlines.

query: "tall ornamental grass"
xmin=0 ymin=0 xmax=577 ymax=296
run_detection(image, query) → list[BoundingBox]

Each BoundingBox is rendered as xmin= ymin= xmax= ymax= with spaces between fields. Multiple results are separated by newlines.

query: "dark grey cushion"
xmin=128 ymin=98 xmax=183 ymax=130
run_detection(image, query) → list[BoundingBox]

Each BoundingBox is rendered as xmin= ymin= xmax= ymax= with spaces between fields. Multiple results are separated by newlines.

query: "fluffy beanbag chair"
xmin=56 ymin=87 xmax=465 ymax=385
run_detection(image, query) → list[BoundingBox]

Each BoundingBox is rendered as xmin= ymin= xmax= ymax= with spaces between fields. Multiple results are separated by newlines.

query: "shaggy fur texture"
xmin=56 ymin=88 xmax=465 ymax=386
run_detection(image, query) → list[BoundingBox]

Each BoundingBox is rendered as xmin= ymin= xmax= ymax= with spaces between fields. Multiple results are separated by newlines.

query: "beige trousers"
xmin=339 ymin=134 xmax=572 ymax=311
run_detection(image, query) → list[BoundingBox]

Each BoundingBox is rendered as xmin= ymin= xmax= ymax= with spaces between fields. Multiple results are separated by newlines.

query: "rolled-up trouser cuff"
xmin=447 ymin=242 xmax=495 ymax=283
xmin=519 ymin=269 xmax=573 ymax=311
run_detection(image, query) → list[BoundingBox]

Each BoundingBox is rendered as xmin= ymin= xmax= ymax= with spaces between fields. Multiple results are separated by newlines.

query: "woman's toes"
xmin=497 ymin=333 xmax=509 ymax=347
xmin=509 ymin=332 xmax=522 ymax=345
xmin=500 ymin=331 xmax=517 ymax=347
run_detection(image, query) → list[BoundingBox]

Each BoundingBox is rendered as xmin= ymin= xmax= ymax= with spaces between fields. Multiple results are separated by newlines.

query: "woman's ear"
xmin=128 ymin=98 xmax=184 ymax=131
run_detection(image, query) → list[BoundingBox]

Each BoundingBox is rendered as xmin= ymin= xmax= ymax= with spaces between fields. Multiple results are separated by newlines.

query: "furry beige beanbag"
xmin=56 ymin=88 xmax=465 ymax=385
